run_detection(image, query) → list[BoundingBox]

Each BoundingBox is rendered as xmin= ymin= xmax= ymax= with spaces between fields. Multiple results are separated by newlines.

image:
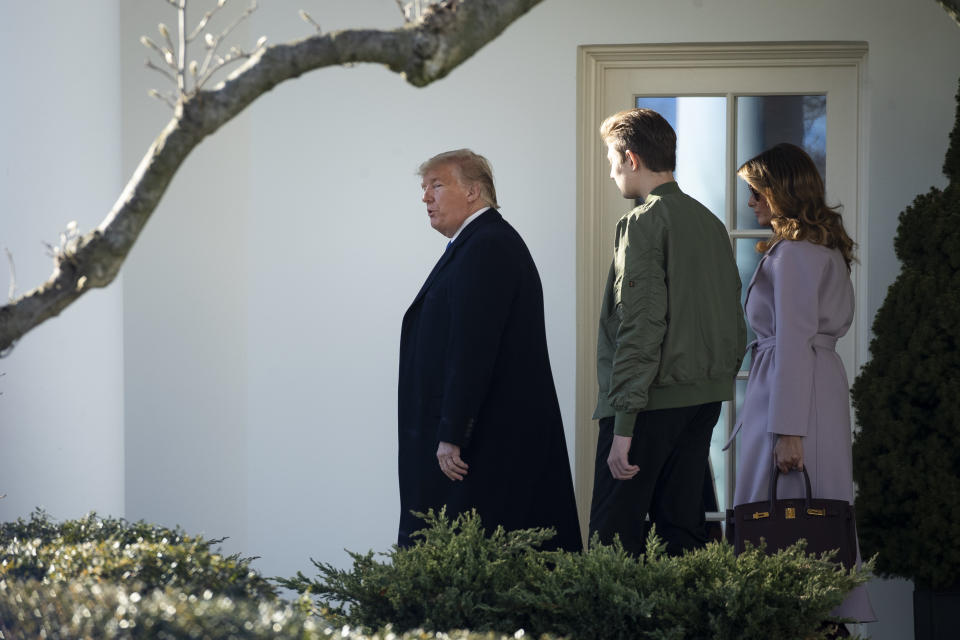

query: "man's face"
xmin=606 ymin=143 xmax=639 ymax=199
xmin=421 ymin=163 xmax=475 ymax=238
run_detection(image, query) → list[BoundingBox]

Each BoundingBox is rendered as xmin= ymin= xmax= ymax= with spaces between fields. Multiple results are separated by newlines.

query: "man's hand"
xmin=774 ymin=434 xmax=804 ymax=474
xmin=437 ymin=441 xmax=469 ymax=481
xmin=607 ymin=434 xmax=639 ymax=480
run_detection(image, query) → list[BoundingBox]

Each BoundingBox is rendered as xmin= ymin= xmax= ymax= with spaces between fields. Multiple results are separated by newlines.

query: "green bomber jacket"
xmin=593 ymin=181 xmax=746 ymax=437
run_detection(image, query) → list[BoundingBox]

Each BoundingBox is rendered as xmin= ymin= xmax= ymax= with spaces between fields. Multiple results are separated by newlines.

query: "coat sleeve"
xmin=437 ymin=231 xmax=519 ymax=448
xmin=769 ymin=242 xmax=824 ymax=436
xmin=608 ymin=213 xmax=668 ymax=436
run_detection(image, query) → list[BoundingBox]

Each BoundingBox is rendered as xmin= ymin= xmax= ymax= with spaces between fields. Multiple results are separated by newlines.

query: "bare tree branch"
xmin=0 ymin=0 xmax=544 ymax=353
xmin=938 ymin=0 xmax=960 ymax=27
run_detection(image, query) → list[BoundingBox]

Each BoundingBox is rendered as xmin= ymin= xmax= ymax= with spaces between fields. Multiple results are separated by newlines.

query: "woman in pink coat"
xmin=732 ymin=143 xmax=875 ymax=630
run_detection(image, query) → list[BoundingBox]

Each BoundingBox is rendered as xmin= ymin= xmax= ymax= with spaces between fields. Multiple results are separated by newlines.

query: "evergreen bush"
xmin=0 ymin=510 xmax=548 ymax=640
xmin=277 ymin=507 xmax=557 ymax=633
xmin=0 ymin=508 xmax=868 ymax=638
xmin=0 ymin=509 xmax=276 ymax=600
xmin=0 ymin=578 xmax=537 ymax=640
xmin=282 ymin=509 xmax=870 ymax=640
xmin=851 ymin=77 xmax=960 ymax=590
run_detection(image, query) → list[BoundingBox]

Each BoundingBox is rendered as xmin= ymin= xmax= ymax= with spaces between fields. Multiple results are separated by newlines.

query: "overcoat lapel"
xmin=406 ymin=209 xmax=500 ymax=310
xmin=722 ymin=241 xmax=779 ymax=452
xmin=742 ymin=240 xmax=781 ymax=312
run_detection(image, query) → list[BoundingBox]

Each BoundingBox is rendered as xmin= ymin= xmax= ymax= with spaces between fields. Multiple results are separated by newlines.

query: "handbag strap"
xmin=768 ymin=465 xmax=813 ymax=511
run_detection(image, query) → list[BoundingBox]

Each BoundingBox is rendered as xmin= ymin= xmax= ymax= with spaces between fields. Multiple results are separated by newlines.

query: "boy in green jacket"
xmin=590 ymin=108 xmax=746 ymax=556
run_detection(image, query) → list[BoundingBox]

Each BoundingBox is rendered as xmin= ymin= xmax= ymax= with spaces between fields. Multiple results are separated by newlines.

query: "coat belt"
xmin=748 ymin=333 xmax=838 ymax=354
xmin=722 ymin=333 xmax=839 ymax=451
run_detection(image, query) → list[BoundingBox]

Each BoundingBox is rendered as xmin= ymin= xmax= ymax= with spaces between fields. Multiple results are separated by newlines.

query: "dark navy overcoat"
xmin=397 ymin=209 xmax=581 ymax=551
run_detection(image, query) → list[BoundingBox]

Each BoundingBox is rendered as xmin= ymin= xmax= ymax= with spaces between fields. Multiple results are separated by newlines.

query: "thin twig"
xmin=188 ymin=0 xmax=229 ymax=42
xmin=177 ymin=0 xmax=187 ymax=96
xmin=198 ymin=33 xmax=219 ymax=79
xmin=148 ymin=88 xmax=178 ymax=109
xmin=158 ymin=23 xmax=176 ymax=55
xmin=5 ymin=249 xmax=15 ymax=302
xmin=195 ymin=46 xmax=261 ymax=89
xmin=146 ymin=59 xmax=178 ymax=85
xmin=188 ymin=10 xmax=215 ymax=42
xmin=216 ymin=0 xmax=258 ymax=45
xmin=140 ymin=36 xmax=177 ymax=70
xmin=196 ymin=1 xmax=262 ymax=90
xmin=299 ymin=10 xmax=322 ymax=32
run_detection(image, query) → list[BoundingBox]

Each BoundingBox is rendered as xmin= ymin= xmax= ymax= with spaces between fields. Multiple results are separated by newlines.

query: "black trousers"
xmin=588 ymin=401 xmax=721 ymax=557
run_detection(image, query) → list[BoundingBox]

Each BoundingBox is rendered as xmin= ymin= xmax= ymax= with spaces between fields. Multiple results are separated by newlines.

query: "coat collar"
xmin=743 ymin=238 xmax=783 ymax=310
xmin=407 ymin=209 xmax=501 ymax=310
xmin=645 ymin=181 xmax=682 ymax=200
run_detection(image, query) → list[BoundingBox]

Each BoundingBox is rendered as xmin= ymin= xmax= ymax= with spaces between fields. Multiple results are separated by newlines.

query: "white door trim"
xmin=575 ymin=42 xmax=868 ymax=537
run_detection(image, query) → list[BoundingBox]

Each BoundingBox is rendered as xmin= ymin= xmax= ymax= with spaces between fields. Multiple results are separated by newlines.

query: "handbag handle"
xmin=767 ymin=466 xmax=814 ymax=512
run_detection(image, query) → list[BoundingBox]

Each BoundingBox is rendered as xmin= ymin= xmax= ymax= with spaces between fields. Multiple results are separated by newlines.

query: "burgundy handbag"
xmin=725 ymin=467 xmax=857 ymax=569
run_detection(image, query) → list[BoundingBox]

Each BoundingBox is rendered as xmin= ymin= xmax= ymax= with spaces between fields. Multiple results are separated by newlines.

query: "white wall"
xmin=118 ymin=0 xmax=252 ymax=552
xmin=0 ymin=3 xmax=125 ymax=521
xmin=3 ymin=1 xmax=958 ymax=638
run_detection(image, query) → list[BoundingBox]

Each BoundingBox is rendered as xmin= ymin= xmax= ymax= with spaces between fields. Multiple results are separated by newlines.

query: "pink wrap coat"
xmin=731 ymin=239 xmax=875 ymax=622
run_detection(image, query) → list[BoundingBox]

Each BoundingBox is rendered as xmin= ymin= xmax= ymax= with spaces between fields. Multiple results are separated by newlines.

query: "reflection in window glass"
xmin=735 ymin=95 xmax=826 ymax=230
xmin=709 ymin=403 xmax=730 ymax=512
xmin=636 ymin=96 xmax=726 ymax=222
xmin=736 ymin=238 xmax=763 ymax=369
xmin=635 ymin=96 xmax=678 ymax=126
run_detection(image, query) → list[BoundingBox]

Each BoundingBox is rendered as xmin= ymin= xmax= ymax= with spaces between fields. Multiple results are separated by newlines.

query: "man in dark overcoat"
xmin=397 ymin=149 xmax=581 ymax=551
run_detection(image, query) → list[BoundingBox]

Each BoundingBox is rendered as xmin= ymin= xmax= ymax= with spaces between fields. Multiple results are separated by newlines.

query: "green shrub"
xmin=0 ymin=509 xmax=276 ymax=600
xmin=0 ymin=510 xmax=552 ymax=640
xmin=513 ymin=534 xmax=862 ymax=640
xmin=282 ymin=509 xmax=870 ymax=640
xmin=278 ymin=507 xmax=557 ymax=632
xmin=0 ymin=509 xmax=868 ymax=639
xmin=851 ymin=77 xmax=960 ymax=590
xmin=0 ymin=578 xmax=538 ymax=640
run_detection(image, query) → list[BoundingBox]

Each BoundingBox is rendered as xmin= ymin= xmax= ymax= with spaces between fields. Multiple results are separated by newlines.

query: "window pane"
xmin=636 ymin=96 xmax=726 ymax=222
xmin=736 ymin=238 xmax=763 ymax=367
xmin=735 ymin=95 xmax=826 ymax=229
xmin=708 ymin=401 xmax=731 ymax=511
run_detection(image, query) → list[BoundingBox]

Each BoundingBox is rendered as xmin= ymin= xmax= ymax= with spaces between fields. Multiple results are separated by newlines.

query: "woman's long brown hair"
xmin=738 ymin=143 xmax=854 ymax=269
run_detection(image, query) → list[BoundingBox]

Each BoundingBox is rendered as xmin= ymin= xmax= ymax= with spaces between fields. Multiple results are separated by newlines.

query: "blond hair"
xmin=418 ymin=149 xmax=499 ymax=209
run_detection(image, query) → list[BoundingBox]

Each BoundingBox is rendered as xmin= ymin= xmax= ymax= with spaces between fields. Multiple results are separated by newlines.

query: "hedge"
xmin=281 ymin=509 xmax=870 ymax=640
xmin=0 ymin=508 xmax=867 ymax=639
